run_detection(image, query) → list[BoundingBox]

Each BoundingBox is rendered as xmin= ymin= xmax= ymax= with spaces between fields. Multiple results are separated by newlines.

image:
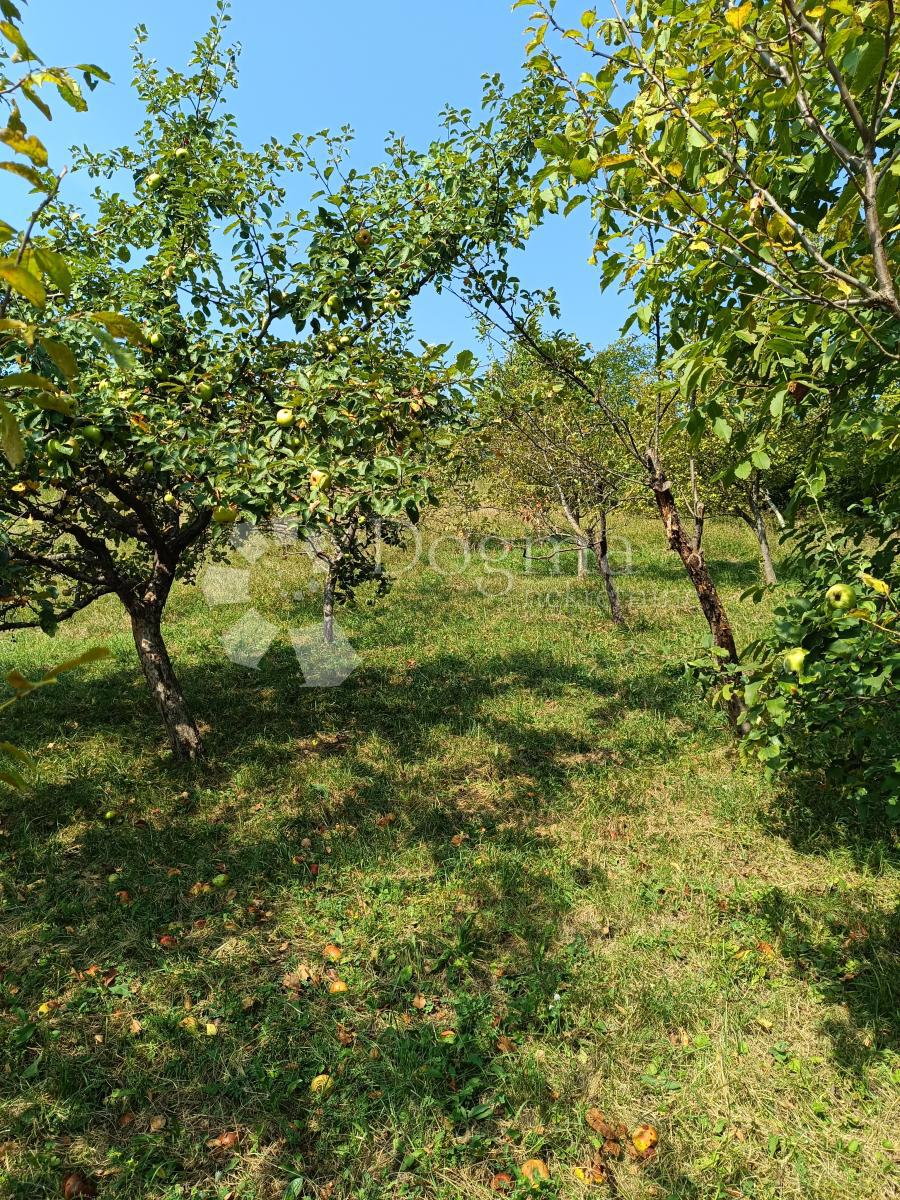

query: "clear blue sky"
xmin=4 ymin=1 xmax=629 ymax=353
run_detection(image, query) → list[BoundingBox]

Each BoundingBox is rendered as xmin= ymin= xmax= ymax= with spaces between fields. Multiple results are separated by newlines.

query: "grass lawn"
xmin=1 ymin=514 xmax=897 ymax=1199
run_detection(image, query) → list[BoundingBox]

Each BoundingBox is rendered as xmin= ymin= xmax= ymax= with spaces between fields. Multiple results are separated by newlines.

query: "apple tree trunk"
xmin=323 ymin=569 xmax=336 ymax=645
xmin=750 ymin=479 xmax=777 ymax=585
xmin=129 ymin=602 xmax=204 ymax=760
xmin=649 ymin=456 xmax=738 ymax=663
xmin=591 ymin=511 xmax=625 ymax=625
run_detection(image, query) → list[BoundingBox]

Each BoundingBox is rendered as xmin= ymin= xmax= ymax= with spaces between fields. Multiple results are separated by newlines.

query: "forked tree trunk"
xmin=323 ymin=569 xmax=336 ymax=645
xmin=129 ymin=603 xmax=204 ymax=760
xmin=750 ymin=478 xmax=777 ymax=585
xmin=591 ymin=511 xmax=625 ymax=626
xmin=649 ymin=455 xmax=738 ymax=664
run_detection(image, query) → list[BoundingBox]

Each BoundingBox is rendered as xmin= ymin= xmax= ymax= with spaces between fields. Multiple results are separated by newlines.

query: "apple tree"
xmin=513 ymin=0 xmax=899 ymax=797
xmin=666 ymin=401 xmax=820 ymax=586
xmin=436 ymin=96 xmax=744 ymax=668
xmin=0 ymin=6 xmax=546 ymax=758
xmin=0 ymin=2 xmax=117 ymax=786
xmin=473 ymin=334 xmax=647 ymax=621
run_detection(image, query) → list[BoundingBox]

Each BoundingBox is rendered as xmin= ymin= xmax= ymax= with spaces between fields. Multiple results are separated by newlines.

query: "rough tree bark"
xmin=577 ymin=540 xmax=588 ymax=579
xmin=128 ymin=601 xmax=204 ymax=760
xmin=648 ymin=452 xmax=738 ymax=663
xmin=121 ymin=542 xmax=206 ymax=761
xmin=590 ymin=511 xmax=625 ymax=625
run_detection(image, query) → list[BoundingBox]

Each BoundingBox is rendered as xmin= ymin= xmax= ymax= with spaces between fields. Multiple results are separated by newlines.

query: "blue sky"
xmin=3 ymin=1 xmax=629 ymax=353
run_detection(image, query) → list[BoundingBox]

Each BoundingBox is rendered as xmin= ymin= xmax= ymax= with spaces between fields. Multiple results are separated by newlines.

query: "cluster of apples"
xmin=143 ymin=145 xmax=190 ymax=192
xmin=782 ymin=583 xmax=858 ymax=674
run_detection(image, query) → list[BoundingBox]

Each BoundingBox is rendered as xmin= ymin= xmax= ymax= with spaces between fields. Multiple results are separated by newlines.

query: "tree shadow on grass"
xmin=751 ymin=885 xmax=900 ymax=1076
xmin=746 ymin=771 xmax=900 ymax=1081
xmin=0 ymin=643 xmax=703 ymax=1197
xmin=759 ymin=776 xmax=900 ymax=874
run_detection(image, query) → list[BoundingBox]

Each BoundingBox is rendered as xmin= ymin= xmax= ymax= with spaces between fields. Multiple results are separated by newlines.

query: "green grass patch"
xmin=1 ymin=516 xmax=897 ymax=1199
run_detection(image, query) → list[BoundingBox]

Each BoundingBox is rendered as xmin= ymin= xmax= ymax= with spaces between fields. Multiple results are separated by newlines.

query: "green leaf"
xmin=89 ymin=324 xmax=135 ymax=371
xmin=42 ymin=69 xmax=87 ymax=112
xmin=0 ymin=260 xmax=45 ymax=306
xmin=0 ymin=741 xmax=32 ymax=765
xmin=0 ymin=18 xmax=37 ymax=60
xmin=570 ymin=156 xmax=598 ymax=182
xmin=21 ymin=84 xmax=52 ymax=122
xmin=43 ymin=646 xmax=110 ymax=678
xmin=0 ymin=370 xmax=58 ymax=393
xmin=0 ymin=399 xmax=24 ymax=466
xmin=751 ymin=450 xmax=771 ymax=470
xmin=636 ymin=304 xmax=653 ymax=333
xmin=23 ymin=390 xmax=76 ymax=416
xmin=806 ymin=469 xmax=826 ymax=498
xmin=34 ymin=247 xmax=72 ymax=295
xmin=5 ymin=669 xmax=33 ymax=693
xmin=76 ymin=62 xmax=111 ymax=87
xmin=713 ymin=417 xmax=732 ymax=442
xmin=0 ymin=316 xmax=34 ymax=342
xmin=734 ymin=460 xmax=753 ymax=480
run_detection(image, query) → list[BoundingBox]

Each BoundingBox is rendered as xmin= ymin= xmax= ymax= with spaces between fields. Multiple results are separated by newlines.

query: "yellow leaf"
xmin=766 ymin=212 xmax=796 ymax=245
xmin=596 ymin=152 xmax=634 ymax=169
xmin=860 ymin=572 xmax=891 ymax=596
xmin=0 ymin=259 xmax=45 ymax=308
xmin=725 ymin=2 xmax=754 ymax=29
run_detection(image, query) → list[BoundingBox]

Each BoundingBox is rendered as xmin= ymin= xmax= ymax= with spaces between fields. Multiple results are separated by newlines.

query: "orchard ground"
xmin=0 ymin=513 xmax=897 ymax=1200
